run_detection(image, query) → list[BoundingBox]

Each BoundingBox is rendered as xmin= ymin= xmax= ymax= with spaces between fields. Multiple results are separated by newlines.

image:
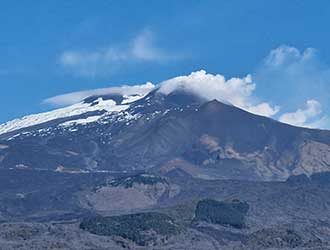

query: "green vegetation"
xmin=195 ymin=199 xmax=249 ymax=228
xmin=109 ymin=173 xmax=168 ymax=188
xmin=80 ymin=212 xmax=181 ymax=246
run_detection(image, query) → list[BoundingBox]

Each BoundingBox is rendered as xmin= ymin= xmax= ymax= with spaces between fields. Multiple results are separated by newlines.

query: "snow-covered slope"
xmin=0 ymin=94 xmax=146 ymax=136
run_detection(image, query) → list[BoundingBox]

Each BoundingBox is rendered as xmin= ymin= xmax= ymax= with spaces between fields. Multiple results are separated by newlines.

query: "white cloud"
xmin=264 ymin=45 xmax=316 ymax=67
xmin=59 ymin=29 xmax=179 ymax=77
xmin=279 ymin=99 xmax=322 ymax=127
xmin=254 ymin=45 xmax=330 ymax=129
xmin=44 ymin=82 xmax=155 ymax=106
xmin=306 ymin=115 xmax=330 ymax=129
xmin=159 ymin=70 xmax=279 ymax=117
xmin=45 ymin=70 xmax=278 ymax=117
xmin=247 ymin=102 xmax=280 ymax=117
xmin=131 ymin=30 xmax=171 ymax=61
xmin=45 ymin=65 xmax=330 ymax=129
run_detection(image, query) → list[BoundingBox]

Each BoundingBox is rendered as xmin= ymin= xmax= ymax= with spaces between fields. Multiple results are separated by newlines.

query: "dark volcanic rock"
xmin=286 ymin=174 xmax=311 ymax=184
xmin=80 ymin=212 xmax=181 ymax=246
xmin=247 ymin=228 xmax=304 ymax=249
xmin=109 ymin=173 xmax=168 ymax=188
xmin=194 ymin=199 xmax=249 ymax=228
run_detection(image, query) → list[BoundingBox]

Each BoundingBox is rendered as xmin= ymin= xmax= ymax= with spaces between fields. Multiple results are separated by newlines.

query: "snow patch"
xmin=59 ymin=115 xmax=101 ymax=127
xmin=121 ymin=94 xmax=146 ymax=104
xmin=0 ymin=97 xmax=130 ymax=135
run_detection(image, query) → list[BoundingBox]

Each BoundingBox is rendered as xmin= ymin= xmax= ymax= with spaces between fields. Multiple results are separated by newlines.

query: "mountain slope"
xmin=0 ymin=89 xmax=330 ymax=181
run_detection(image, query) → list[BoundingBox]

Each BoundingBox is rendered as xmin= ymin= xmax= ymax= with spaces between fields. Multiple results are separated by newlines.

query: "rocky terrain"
xmin=1 ymin=87 xmax=330 ymax=249
xmin=0 ymin=168 xmax=329 ymax=249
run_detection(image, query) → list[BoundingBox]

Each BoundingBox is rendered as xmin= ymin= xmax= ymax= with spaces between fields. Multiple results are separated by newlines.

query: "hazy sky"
xmin=1 ymin=0 xmax=330 ymax=128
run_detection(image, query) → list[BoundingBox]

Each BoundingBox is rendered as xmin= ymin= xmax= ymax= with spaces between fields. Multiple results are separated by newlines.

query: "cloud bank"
xmin=46 ymin=70 xmax=279 ymax=118
xmin=159 ymin=70 xmax=279 ymax=117
xmin=44 ymin=82 xmax=155 ymax=106
xmin=51 ymin=45 xmax=330 ymax=129
xmin=279 ymin=100 xmax=322 ymax=127
xmin=59 ymin=30 xmax=180 ymax=77
xmin=255 ymin=45 xmax=330 ymax=129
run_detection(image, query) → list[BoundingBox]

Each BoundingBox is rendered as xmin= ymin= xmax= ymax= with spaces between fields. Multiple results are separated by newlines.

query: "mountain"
xmin=2 ymin=87 xmax=330 ymax=249
xmin=1 ymin=88 xmax=330 ymax=181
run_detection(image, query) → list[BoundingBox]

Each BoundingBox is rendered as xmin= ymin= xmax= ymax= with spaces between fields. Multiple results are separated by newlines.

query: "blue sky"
xmin=1 ymin=0 xmax=330 ymax=128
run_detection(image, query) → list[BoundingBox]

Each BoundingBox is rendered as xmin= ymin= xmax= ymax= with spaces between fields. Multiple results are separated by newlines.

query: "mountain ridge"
xmin=1 ymin=89 xmax=330 ymax=181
